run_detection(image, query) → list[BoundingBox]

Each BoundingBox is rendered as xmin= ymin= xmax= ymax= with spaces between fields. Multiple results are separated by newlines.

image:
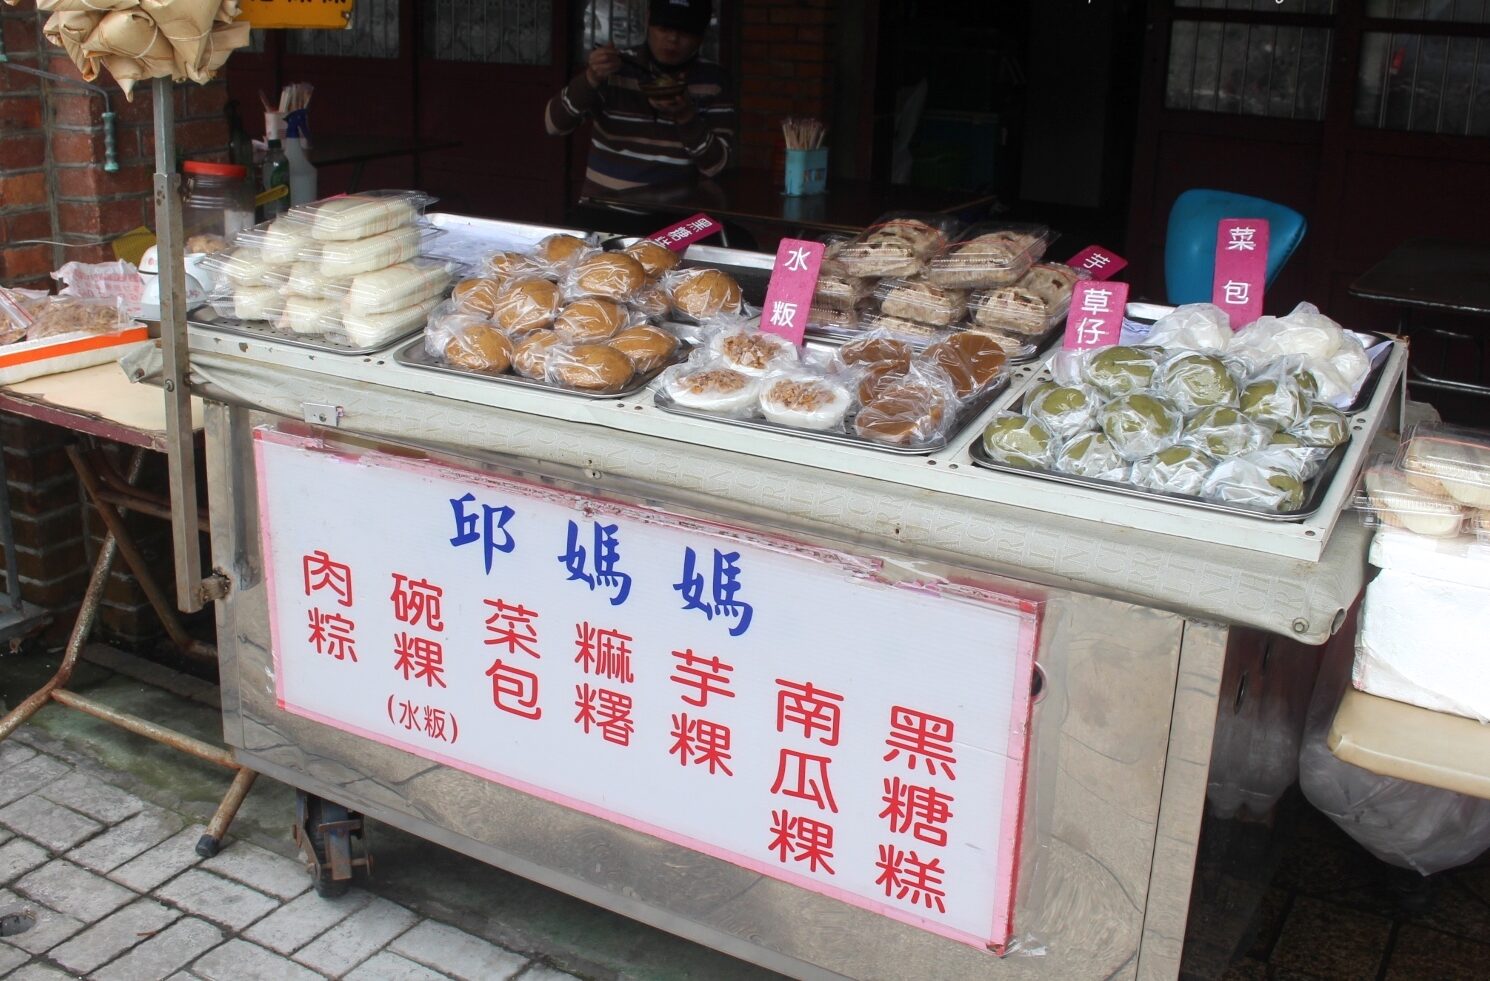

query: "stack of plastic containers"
xmin=1354 ymin=423 xmax=1490 ymax=542
xmin=205 ymin=190 xmax=457 ymax=349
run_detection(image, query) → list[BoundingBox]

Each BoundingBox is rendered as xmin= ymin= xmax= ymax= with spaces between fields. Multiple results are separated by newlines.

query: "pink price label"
xmin=758 ymin=238 xmax=825 ymax=347
xmin=1065 ymin=245 xmax=1127 ymax=281
xmin=647 ymin=212 xmax=722 ymax=252
xmin=1062 ymin=280 xmax=1130 ymax=351
xmin=1211 ymin=218 xmax=1269 ymax=329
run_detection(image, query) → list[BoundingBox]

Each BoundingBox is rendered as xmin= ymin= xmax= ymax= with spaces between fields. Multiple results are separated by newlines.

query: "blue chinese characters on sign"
xmin=558 ymin=520 xmax=633 ymax=606
xmin=673 ymin=547 xmax=753 ymax=637
xmin=449 ymin=492 xmax=516 ymax=573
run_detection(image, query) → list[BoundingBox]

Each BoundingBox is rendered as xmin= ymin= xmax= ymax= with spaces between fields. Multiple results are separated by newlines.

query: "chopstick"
xmin=782 ymin=117 xmax=826 ymax=149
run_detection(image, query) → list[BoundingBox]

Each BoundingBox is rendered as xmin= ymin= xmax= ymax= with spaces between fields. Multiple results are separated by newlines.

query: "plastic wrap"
xmin=491 ymin=276 xmax=563 ymax=335
xmin=231 ymin=286 xmax=281 ymax=322
xmin=1202 ymin=458 xmax=1305 ymax=512
xmin=967 ymin=262 xmax=1085 ymax=335
xmin=926 ymin=221 xmax=1054 ymax=289
xmin=706 ymin=326 xmax=798 ymax=377
xmin=621 ymin=239 xmax=680 ymax=280
xmin=207 ymin=247 xmax=284 ymax=289
xmin=921 ymin=330 xmax=1008 ymax=398
xmin=963 ymin=323 xmax=1040 ymax=361
xmin=282 ymin=262 xmax=352 ymax=300
xmin=1181 ymin=406 xmax=1272 ymax=460
xmin=1026 ymin=385 xmax=1102 ymax=440
xmin=851 ymin=361 xmax=959 ymax=446
xmin=838 ymin=331 xmax=915 ymax=370
xmin=1399 ymin=422 xmax=1490 ymax=508
xmin=567 ymin=252 xmax=648 ymax=301
xmin=511 ymin=331 xmax=563 ymax=379
xmin=609 ymin=324 xmax=681 ymax=375
xmin=758 ymin=367 xmax=855 ymax=431
xmin=259 ymin=215 xmax=314 ymax=264
xmin=341 ymin=297 xmax=441 ymax=348
xmin=627 ymin=283 xmax=672 ymax=320
xmin=309 ymin=224 xmax=427 ymax=279
xmin=856 ymin=310 xmax=947 ymax=345
xmin=805 ymin=303 xmax=863 ymax=340
xmin=1155 ymin=352 xmax=1239 ymax=415
xmin=665 ymin=267 xmax=744 ymax=321
xmin=874 ymin=277 xmax=968 ymax=327
xmin=1054 ymin=432 xmax=1130 ymax=481
xmin=554 ymin=297 xmax=631 ymax=342
xmin=532 ymin=232 xmax=595 ymax=269
xmin=831 ymin=214 xmax=960 ymax=278
xmin=1229 ymin=302 xmax=1374 ymax=403
xmin=484 ymin=249 xmax=544 ymax=281
xmin=452 ymin=277 xmax=505 ymax=317
xmin=1238 ymin=371 xmax=1311 ymax=430
xmin=279 ymin=295 xmax=339 ymax=336
xmin=1098 ymin=393 xmax=1183 ymax=461
xmin=814 ymin=271 xmax=876 ymax=312
xmin=981 ymin=412 xmax=1057 ymax=469
xmin=1355 ymin=455 xmax=1467 ymax=538
xmin=1130 ymin=446 xmax=1216 ymax=496
xmin=546 ymin=342 xmax=637 ymax=393
xmin=1246 ymin=440 xmax=1326 ymax=483
xmin=1083 ymin=345 xmax=1162 ymax=398
xmin=661 ymin=357 xmax=765 ymax=416
xmin=344 ymin=259 xmax=456 ymax=316
xmin=433 ymin=314 xmax=515 ymax=373
xmin=1289 ymin=404 xmax=1350 ymax=448
xmin=288 ymin=190 xmax=434 ymax=242
xmin=0 ymin=287 xmax=43 ymax=343
xmin=1300 ymin=641 xmax=1490 ymax=875
xmin=24 ymin=296 xmax=133 ymax=340
xmin=1143 ymin=303 xmax=1232 ymax=353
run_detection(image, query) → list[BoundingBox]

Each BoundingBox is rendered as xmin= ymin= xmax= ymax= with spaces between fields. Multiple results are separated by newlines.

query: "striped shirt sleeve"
xmin=676 ymin=95 xmax=735 ymax=178
xmin=545 ymin=72 xmax=603 ymax=136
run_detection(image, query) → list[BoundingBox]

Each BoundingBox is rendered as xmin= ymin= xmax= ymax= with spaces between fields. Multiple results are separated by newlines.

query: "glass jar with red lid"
xmin=181 ymin=160 xmax=255 ymax=253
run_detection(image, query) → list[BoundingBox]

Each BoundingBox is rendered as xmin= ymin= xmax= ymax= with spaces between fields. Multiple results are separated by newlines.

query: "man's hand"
xmin=649 ymin=93 xmax=696 ymax=125
xmin=585 ymin=44 xmax=622 ymax=87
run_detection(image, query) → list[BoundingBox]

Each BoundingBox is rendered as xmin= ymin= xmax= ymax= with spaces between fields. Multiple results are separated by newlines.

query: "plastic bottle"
xmin=283 ymin=110 xmax=318 ymax=206
xmin=260 ymin=139 xmax=289 ymax=221
xmin=225 ymin=101 xmax=254 ymax=171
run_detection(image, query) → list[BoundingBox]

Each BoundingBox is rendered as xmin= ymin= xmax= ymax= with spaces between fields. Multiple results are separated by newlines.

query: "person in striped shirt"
xmin=546 ymin=0 xmax=735 ymax=192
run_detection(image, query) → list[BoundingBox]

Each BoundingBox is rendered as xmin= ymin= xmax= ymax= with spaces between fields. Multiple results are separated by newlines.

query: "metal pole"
xmin=152 ymin=77 xmax=204 ymax=614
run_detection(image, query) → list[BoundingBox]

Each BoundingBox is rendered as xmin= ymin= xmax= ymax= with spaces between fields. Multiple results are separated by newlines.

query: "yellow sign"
xmin=238 ymin=0 xmax=355 ymax=30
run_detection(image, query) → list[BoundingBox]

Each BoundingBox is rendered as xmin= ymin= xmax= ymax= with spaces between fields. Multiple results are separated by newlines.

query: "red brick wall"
xmin=736 ymin=0 xmax=836 ymax=173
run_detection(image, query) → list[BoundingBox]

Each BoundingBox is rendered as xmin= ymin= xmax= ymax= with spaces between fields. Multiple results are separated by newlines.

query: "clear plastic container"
xmin=297 ymin=225 xmax=443 ymax=279
xmin=1398 ymin=423 xmax=1490 ymax=509
xmin=925 ymin=222 xmax=1055 ymax=289
xmin=814 ymin=271 xmax=876 ymax=312
xmin=1354 ymin=454 xmax=1468 ymax=538
xmin=872 ymin=277 xmax=968 ymax=327
xmin=182 ymin=160 xmax=255 ymax=249
xmin=857 ymin=310 xmax=949 ymax=346
xmin=830 ymin=213 xmax=963 ymax=278
xmin=966 ymin=261 xmax=1086 ymax=335
xmin=287 ymin=189 xmax=436 ymax=242
xmin=332 ymin=258 xmax=458 ymax=316
xmin=959 ymin=323 xmax=1039 ymax=361
xmin=1474 ymin=510 xmax=1490 ymax=545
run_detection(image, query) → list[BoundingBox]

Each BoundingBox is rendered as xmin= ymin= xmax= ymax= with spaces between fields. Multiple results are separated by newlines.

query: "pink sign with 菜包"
xmin=758 ymin=238 xmax=825 ymax=347
xmin=1065 ymin=245 xmax=1127 ymax=282
xmin=1062 ymin=280 xmax=1130 ymax=351
xmin=648 ymin=213 xmax=723 ymax=252
xmin=1211 ymin=218 xmax=1270 ymax=329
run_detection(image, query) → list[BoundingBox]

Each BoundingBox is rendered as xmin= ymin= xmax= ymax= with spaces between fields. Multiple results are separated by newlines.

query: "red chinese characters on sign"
xmin=485 ymin=660 xmax=542 ymax=720
xmin=884 ymin=706 xmax=958 ymax=780
xmin=484 ymin=599 xmax=540 ymax=658
xmin=770 ymin=749 xmax=839 ymax=813
xmin=393 ymin=632 xmax=446 ymax=688
xmin=880 ymin=777 xmax=955 ymax=848
xmin=669 ymin=648 xmax=735 ymax=707
xmin=874 ymin=843 xmax=948 ymax=913
xmin=574 ymin=622 xmax=634 ymax=683
xmin=386 ymin=694 xmax=459 ymax=745
xmin=574 ymin=684 xmax=634 ymax=746
xmin=391 ymin=574 xmax=445 ymax=632
xmin=776 ymin=678 xmax=843 ymax=746
xmin=767 ymin=809 xmax=836 ymax=874
xmin=307 ymin=608 xmax=357 ymax=661
xmin=303 ymin=550 xmax=353 ymax=607
xmin=669 ymin=713 xmax=733 ymax=775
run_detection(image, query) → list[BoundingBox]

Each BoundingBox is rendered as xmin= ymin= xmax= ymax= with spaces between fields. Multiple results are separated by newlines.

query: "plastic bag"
xmin=1155 ymin=351 xmax=1240 ymax=415
xmin=660 ymin=351 xmax=763 ymax=416
xmin=920 ymin=330 xmax=1008 ymax=398
xmin=1130 ymin=446 xmax=1215 ymax=496
xmin=851 ymin=360 xmax=960 ymax=446
xmin=1098 ymin=392 xmax=1183 ymax=461
xmin=0 ymin=287 xmax=46 ymax=343
xmin=230 ymin=286 xmax=280 ymax=323
xmin=837 ymin=330 xmax=916 ymax=370
xmin=1026 ymin=384 xmax=1102 ymax=440
xmin=483 ymin=249 xmax=544 ymax=282
xmin=279 ymin=295 xmax=339 ymax=336
xmin=531 ymin=232 xmax=596 ymax=270
xmin=758 ymin=365 xmax=855 ymax=432
xmin=24 ymin=296 xmax=132 ymax=340
xmin=1181 ymin=406 xmax=1272 ymax=460
xmin=257 ymin=215 xmax=314 ymax=264
xmin=706 ymin=325 xmax=799 ymax=376
xmin=1238 ymin=367 xmax=1311 ymax=430
xmin=664 ymin=267 xmax=744 ymax=322
xmin=545 ymin=341 xmax=637 ymax=393
xmin=1081 ymin=345 xmax=1162 ymax=397
xmin=981 ymin=412 xmax=1057 ymax=469
xmin=1143 ymin=302 xmax=1232 ymax=354
xmin=554 ymin=296 xmax=633 ymax=342
xmin=609 ymin=323 xmax=682 ymax=376
xmin=1054 ymin=431 xmax=1130 ymax=481
xmin=566 ymin=252 xmax=648 ymax=301
xmin=344 ymin=258 xmax=456 ymax=316
xmin=305 ymin=225 xmax=429 ymax=279
xmin=1299 ymin=639 xmax=1490 ymax=874
xmin=856 ymin=310 xmax=947 ymax=346
xmin=490 ymin=276 xmax=562 ymax=335
xmin=427 ymin=303 xmax=514 ymax=372
xmin=1202 ymin=458 xmax=1305 ymax=512
xmin=924 ymin=221 xmax=1052 ymax=289
xmin=282 ymin=261 xmax=352 ymax=300
xmin=621 ymin=238 xmax=680 ymax=280
xmin=340 ymin=297 xmax=441 ymax=348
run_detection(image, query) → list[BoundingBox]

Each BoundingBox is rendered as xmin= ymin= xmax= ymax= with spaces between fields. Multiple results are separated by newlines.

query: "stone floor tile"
xmin=70 ymin=808 xmax=185 ymax=875
xmin=201 ymin=840 xmax=311 ymax=900
xmin=0 ymin=742 xmax=37 ymax=773
xmin=15 ymin=860 xmax=136 ymax=922
xmin=0 ymin=942 xmax=28 ymax=975
xmin=4 ymin=964 xmax=80 ymax=981
xmin=293 ymin=896 xmax=418 ymax=977
xmin=0 ymin=889 xmax=86 ymax=956
xmin=516 ymin=966 xmax=583 ymax=981
xmin=0 ymin=839 xmax=48 ymax=887
xmin=242 ymin=887 xmax=373 ymax=955
xmin=192 ymin=937 xmax=326 ymax=981
xmin=37 ymin=772 xmax=146 ymax=825
xmin=1384 ymin=923 xmax=1490 ymax=980
xmin=90 ymin=917 xmax=223 ymax=981
xmin=48 ymin=897 xmax=181 ymax=974
xmin=154 ymin=869 xmax=278 ymax=931
xmin=109 ymin=825 xmax=208 ymax=893
xmin=0 ymin=795 xmax=102 ymax=853
xmin=0 ymin=756 xmax=69 ymax=809
xmin=389 ymin=919 xmax=527 ymax=980
xmin=1270 ymin=894 xmax=1390 ymax=980
xmin=345 ymin=950 xmax=453 ymax=981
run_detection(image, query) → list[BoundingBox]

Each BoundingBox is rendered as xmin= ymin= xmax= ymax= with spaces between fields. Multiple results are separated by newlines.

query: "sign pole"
xmin=153 ymin=76 xmax=205 ymax=613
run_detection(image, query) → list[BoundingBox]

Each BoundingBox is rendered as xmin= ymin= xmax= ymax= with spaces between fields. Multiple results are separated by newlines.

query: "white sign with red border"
xmin=254 ymin=428 xmax=1040 ymax=950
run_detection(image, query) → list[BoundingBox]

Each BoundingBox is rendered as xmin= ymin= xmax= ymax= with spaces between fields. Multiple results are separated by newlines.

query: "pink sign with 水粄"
xmin=758 ymin=238 xmax=825 ymax=347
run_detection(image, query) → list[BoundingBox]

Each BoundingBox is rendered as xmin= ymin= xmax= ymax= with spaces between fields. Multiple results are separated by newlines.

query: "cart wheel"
xmin=307 ymin=797 xmax=352 ymax=898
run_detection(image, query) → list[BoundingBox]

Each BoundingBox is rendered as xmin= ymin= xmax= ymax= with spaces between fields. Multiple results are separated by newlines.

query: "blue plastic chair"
xmin=1165 ymin=189 xmax=1308 ymax=306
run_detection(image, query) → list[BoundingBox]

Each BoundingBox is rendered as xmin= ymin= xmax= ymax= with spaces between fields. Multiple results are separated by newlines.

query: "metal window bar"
xmin=1166 ymin=19 xmax=1329 ymax=120
xmin=289 ymin=0 xmax=400 ymax=58
xmin=422 ymin=0 xmax=552 ymax=65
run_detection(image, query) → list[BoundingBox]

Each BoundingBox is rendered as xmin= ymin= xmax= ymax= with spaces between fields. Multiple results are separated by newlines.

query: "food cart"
xmin=174 ymin=212 xmax=1404 ymax=980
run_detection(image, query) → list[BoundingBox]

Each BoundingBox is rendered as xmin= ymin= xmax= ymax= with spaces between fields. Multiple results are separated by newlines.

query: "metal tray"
xmin=967 ymin=437 xmax=1349 ymax=522
xmin=188 ymin=305 xmax=418 ymax=356
xmin=394 ymin=335 xmax=691 ymax=400
xmin=654 ymin=373 xmax=1010 ymax=456
xmin=1343 ymin=331 xmax=1396 ymax=415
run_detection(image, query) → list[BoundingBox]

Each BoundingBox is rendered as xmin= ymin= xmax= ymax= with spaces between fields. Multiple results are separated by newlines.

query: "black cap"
xmin=649 ymin=0 xmax=712 ymax=37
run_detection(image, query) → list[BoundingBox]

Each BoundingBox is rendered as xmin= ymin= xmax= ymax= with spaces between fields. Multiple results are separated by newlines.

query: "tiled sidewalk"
xmin=0 ymin=734 xmax=577 ymax=980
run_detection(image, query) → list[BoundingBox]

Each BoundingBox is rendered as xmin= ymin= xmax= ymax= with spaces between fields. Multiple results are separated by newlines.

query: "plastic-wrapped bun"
xmin=485 ymin=250 xmax=540 ymax=280
xmin=853 ymin=364 xmax=958 ymax=446
xmin=261 ymin=216 xmax=314 ymax=264
xmin=534 ymin=233 xmax=592 ymax=268
xmin=669 ymin=268 xmax=743 ymax=321
xmin=554 ymin=297 xmax=629 ymax=341
xmin=492 ymin=277 xmax=562 ymax=335
xmin=512 ymin=331 xmax=563 ymax=379
xmin=569 ymin=253 xmax=647 ymax=300
xmin=981 ymin=413 xmax=1056 ymax=469
xmin=341 ymin=298 xmax=441 ymax=348
xmin=305 ymin=192 xmax=423 ymax=242
xmin=628 ymin=284 xmax=672 ymax=320
xmin=623 ymin=239 xmax=680 ymax=280
xmin=443 ymin=322 xmax=514 ymax=372
xmin=1055 ymin=432 xmax=1130 ymax=481
xmin=608 ymin=324 xmax=680 ymax=375
xmin=921 ymin=331 xmax=1007 ymax=397
xmin=1085 ymin=345 xmax=1161 ymax=398
xmin=1099 ymin=393 xmax=1183 ymax=461
xmin=1131 ymin=446 xmax=1215 ymax=496
xmin=316 ymin=225 xmax=422 ymax=278
xmin=1263 ymin=432 xmax=1328 ymax=481
xmin=281 ymin=295 xmax=337 ymax=335
xmin=1182 ymin=406 xmax=1272 ymax=459
xmin=1239 ymin=376 xmax=1309 ymax=429
xmin=1026 ymin=385 xmax=1100 ymax=440
xmin=346 ymin=261 xmax=453 ymax=316
xmin=1328 ymin=332 xmax=1372 ymax=396
xmin=1157 ymin=353 xmax=1238 ymax=414
xmin=1144 ymin=303 xmax=1232 ymax=353
xmin=1203 ymin=459 xmax=1305 ymax=512
xmin=1289 ymin=404 xmax=1350 ymax=448
xmin=663 ymin=363 xmax=762 ymax=415
xmin=547 ymin=343 xmax=636 ymax=392
xmin=758 ymin=370 xmax=853 ymax=431
xmin=424 ymin=302 xmax=491 ymax=360
xmin=709 ymin=328 xmax=798 ymax=376
xmin=453 ymin=277 xmax=504 ymax=316
xmin=233 ymin=286 xmax=279 ymax=321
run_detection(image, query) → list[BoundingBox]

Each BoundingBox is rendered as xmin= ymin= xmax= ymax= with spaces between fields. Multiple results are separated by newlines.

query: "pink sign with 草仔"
xmin=1065 ymin=244 xmax=1127 ymax=281
xmin=758 ymin=238 xmax=825 ymax=347
xmin=1062 ymin=280 xmax=1130 ymax=351
xmin=1211 ymin=218 xmax=1270 ymax=329
xmin=648 ymin=212 xmax=723 ymax=252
